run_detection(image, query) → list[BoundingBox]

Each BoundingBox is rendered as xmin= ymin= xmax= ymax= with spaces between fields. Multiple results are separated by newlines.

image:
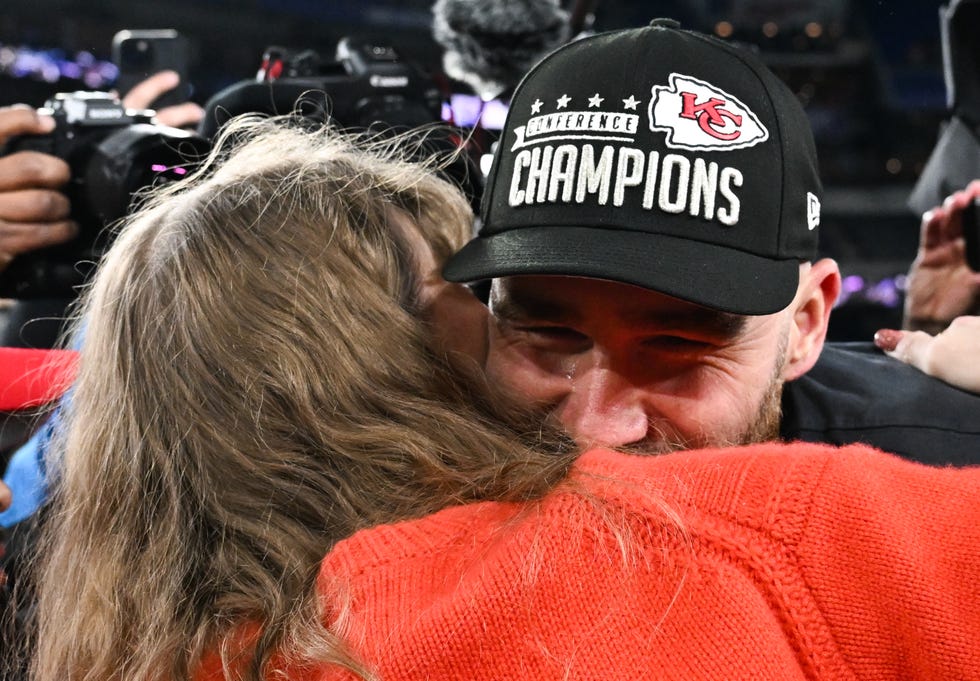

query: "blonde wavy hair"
xmin=30 ymin=118 xmax=574 ymax=681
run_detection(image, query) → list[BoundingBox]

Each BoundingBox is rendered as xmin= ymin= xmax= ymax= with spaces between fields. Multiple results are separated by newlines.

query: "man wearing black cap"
xmin=444 ymin=20 xmax=980 ymax=462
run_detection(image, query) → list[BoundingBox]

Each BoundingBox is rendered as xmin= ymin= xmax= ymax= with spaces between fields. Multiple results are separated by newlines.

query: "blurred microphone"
xmin=432 ymin=0 xmax=572 ymax=101
xmin=908 ymin=0 xmax=980 ymax=215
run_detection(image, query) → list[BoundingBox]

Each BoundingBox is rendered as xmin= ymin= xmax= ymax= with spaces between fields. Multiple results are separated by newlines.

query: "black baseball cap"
xmin=443 ymin=19 xmax=822 ymax=315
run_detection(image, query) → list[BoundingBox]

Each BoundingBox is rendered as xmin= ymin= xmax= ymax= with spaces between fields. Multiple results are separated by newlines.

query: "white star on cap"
xmin=556 ymin=94 xmax=571 ymax=109
xmin=530 ymin=99 xmax=543 ymax=114
xmin=622 ymin=95 xmax=640 ymax=110
xmin=588 ymin=93 xmax=604 ymax=108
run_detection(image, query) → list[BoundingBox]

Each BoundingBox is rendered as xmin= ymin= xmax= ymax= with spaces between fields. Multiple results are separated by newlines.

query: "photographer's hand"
xmin=121 ymin=70 xmax=203 ymax=129
xmin=0 ymin=105 xmax=78 ymax=272
xmin=903 ymin=180 xmax=980 ymax=333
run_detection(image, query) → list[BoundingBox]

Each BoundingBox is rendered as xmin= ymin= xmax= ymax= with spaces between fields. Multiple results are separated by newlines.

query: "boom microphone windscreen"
xmin=908 ymin=0 xmax=980 ymax=214
xmin=432 ymin=0 xmax=571 ymax=100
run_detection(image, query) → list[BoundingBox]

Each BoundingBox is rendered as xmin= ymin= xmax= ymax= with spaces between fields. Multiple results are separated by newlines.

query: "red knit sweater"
xmin=311 ymin=442 xmax=980 ymax=680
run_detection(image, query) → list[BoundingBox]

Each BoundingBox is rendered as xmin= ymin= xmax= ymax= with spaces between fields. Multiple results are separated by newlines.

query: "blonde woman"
xmin=31 ymin=119 xmax=980 ymax=681
xmin=29 ymin=118 xmax=574 ymax=681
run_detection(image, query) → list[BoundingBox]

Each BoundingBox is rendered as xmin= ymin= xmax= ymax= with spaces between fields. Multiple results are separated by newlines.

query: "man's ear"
xmin=782 ymin=258 xmax=841 ymax=381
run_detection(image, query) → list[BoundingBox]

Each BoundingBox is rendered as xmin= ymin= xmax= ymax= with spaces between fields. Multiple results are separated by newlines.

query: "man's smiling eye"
xmin=520 ymin=326 xmax=586 ymax=339
xmin=642 ymin=335 xmax=710 ymax=351
xmin=510 ymin=325 xmax=591 ymax=350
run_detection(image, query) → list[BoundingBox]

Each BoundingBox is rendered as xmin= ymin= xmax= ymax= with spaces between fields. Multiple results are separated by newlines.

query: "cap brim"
xmin=0 ymin=348 xmax=78 ymax=411
xmin=443 ymin=226 xmax=800 ymax=315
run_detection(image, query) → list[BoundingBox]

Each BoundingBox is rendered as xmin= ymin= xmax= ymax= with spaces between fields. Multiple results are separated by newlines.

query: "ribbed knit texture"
xmin=312 ymin=442 xmax=980 ymax=680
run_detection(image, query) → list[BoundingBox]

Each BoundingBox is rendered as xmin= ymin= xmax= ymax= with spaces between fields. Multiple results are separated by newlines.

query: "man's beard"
xmin=611 ymin=382 xmax=784 ymax=455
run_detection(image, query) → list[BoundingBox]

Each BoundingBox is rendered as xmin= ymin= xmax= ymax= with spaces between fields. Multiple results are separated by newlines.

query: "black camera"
xmin=199 ymin=37 xmax=446 ymax=138
xmin=199 ymin=36 xmax=481 ymax=212
xmin=0 ymin=91 xmax=209 ymax=299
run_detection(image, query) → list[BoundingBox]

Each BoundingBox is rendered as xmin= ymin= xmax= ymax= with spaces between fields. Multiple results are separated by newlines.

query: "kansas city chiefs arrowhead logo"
xmin=649 ymin=73 xmax=769 ymax=151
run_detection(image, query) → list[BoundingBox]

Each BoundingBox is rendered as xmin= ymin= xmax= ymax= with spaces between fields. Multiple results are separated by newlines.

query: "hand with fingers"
xmin=875 ymin=315 xmax=980 ymax=394
xmin=0 ymin=70 xmax=203 ymax=274
xmin=903 ymin=179 xmax=980 ymax=333
xmin=120 ymin=70 xmax=203 ymax=130
xmin=0 ymin=105 xmax=78 ymax=272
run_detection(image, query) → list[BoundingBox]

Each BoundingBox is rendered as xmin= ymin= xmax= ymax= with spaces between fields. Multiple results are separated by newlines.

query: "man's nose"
xmin=555 ymin=363 xmax=651 ymax=449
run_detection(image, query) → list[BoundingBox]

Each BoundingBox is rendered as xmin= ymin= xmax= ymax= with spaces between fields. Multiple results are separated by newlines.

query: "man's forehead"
xmin=492 ymin=275 xmax=728 ymax=311
xmin=490 ymin=275 xmax=747 ymax=334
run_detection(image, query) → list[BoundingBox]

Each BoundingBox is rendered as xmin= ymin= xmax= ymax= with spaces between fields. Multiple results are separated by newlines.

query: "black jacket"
xmin=782 ymin=342 xmax=980 ymax=466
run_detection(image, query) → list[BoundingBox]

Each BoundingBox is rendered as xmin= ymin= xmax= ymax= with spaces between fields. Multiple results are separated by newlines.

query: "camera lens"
xmin=84 ymin=124 xmax=208 ymax=232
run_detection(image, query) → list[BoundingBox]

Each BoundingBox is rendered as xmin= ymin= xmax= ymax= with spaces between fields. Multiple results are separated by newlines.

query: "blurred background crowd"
xmin=0 ymin=0 xmax=966 ymax=339
xmin=3 ymin=5 xmax=980 ymax=679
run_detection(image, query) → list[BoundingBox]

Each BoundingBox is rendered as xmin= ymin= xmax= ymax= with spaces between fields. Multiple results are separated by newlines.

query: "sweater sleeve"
xmin=317 ymin=443 xmax=980 ymax=680
xmin=320 ymin=455 xmax=823 ymax=681
xmin=792 ymin=444 xmax=980 ymax=679
xmin=600 ymin=442 xmax=980 ymax=679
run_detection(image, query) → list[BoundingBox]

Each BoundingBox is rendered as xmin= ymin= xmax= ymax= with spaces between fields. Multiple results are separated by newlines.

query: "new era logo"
xmin=807 ymin=192 xmax=820 ymax=230
xmin=649 ymin=73 xmax=769 ymax=151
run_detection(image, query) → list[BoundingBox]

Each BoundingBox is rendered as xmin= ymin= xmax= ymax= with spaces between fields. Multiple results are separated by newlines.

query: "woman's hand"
xmin=875 ymin=315 xmax=980 ymax=393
